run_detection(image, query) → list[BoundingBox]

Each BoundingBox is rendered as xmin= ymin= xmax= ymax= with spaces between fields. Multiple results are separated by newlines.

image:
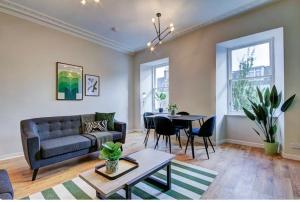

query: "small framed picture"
xmin=56 ymin=62 xmax=83 ymax=100
xmin=85 ymin=74 xmax=100 ymax=96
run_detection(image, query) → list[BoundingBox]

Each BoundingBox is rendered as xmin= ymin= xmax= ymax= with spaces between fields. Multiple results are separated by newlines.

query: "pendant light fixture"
xmin=147 ymin=13 xmax=175 ymax=51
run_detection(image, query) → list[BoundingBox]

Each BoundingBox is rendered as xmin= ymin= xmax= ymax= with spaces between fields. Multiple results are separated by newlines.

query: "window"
xmin=152 ymin=65 xmax=169 ymax=111
xmin=228 ymin=40 xmax=274 ymax=113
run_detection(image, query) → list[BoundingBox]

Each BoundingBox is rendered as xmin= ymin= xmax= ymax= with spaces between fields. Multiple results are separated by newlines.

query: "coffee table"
xmin=79 ymin=149 xmax=175 ymax=199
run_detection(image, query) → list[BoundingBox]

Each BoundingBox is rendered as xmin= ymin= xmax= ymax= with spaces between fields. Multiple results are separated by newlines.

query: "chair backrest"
xmin=173 ymin=111 xmax=190 ymax=129
xmin=143 ymin=112 xmax=154 ymax=129
xmin=154 ymin=116 xmax=176 ymax=136
xmin=177 ymin=111 xmax=189 ymax=115
xmin=199 ymin=116 xmax=216 ymax=137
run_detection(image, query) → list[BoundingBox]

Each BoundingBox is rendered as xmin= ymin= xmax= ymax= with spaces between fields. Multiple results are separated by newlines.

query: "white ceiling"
xmin=1 ymin=0 xmax=274 ymax=53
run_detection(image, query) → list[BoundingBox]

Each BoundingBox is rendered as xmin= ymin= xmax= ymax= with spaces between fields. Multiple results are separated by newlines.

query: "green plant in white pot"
xmin=168 ymin=104 xmax=178 ymax=116
xmin=100 ymin=142 xmax=122 ymax=174
xmin=155 ymin=92 xmax=167 ymax=113
xmin=243 ymin=85 xmax=296 ymax=155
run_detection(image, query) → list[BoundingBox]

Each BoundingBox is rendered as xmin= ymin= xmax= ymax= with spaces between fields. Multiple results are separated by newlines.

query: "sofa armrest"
xmin=114 ymin=121 xmax=127 ymax=144
xmin=20 ymin=121 xmax=41 ymax=169
xmin=0 ymin=170 xmax=14 ymax=199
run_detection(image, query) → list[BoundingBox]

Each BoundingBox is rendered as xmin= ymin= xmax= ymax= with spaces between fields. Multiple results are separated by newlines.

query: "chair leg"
xmin=144 ymin=129 xmax=151 ymax=147
xmin=154 ymin=134 xmax=161 ymax=149
xmin=208 ymin=137 xmax=215 ymax=152
xmin=165 ymin=135 xmax=168 ymax=146
xmin=144 ymin=129 xmax=150 ymax=143
xmin=203 ymin=137 xmax=209 ymax=159
xmin=32 ymin=169 xmax=39 ymax=181
xmin=177 ymin=132 xmax=182 ymax=149
xmin=168 ymin=136 xmax=172 ymax=153
xmin=185 ymin=135 xmax=190 ymax=154
xmin=183 ymin=129 xmax=188 ymax=137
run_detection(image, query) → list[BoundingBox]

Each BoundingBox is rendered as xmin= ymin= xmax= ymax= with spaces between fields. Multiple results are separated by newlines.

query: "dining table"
xmin=145 ymin=113 xmax=207 ymax=159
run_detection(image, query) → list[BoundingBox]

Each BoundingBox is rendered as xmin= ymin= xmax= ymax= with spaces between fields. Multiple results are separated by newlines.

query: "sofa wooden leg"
xmin=32 ymin=169 xmax=39 ymax=181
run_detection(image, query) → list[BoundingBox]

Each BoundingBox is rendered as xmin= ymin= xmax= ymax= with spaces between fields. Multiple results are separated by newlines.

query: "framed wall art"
xmin=56 ymin=62 xmax=83 ymax=100
xmin=85 ymin=74 xmax=100 ymax=96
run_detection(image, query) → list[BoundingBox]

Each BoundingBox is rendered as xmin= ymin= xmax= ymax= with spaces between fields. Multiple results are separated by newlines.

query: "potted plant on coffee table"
xmin=100 ymin=142 xmax=122 ymax=174
xmin=243 ymin=85 xmax=296 ymax=155
xmin=155 ymin=91 xmax=167 ymax=113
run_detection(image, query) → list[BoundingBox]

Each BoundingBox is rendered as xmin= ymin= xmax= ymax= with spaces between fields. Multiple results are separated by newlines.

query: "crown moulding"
xmin=0 ymin=0 xmax=135 ymax=54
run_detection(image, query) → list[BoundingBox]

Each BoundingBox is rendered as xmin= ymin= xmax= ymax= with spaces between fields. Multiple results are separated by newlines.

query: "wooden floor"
xmin=1 ymin=132 xmax=300 ymax=199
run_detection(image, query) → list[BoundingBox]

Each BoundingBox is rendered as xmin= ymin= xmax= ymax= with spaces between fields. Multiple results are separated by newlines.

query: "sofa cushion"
xmin=84 ymin=120 xmax=107 ymax=133
xmin=0 ymin=170 xmax=13 ymax=199
xmin=40 ymin=135 xmax=91 ymax=159
xmin=82 ymin=131 xmax=123 ymax=147
xmin=33 ymin=116 xmax=81 ymax=141
xmin=95 ymin=112 xmax=115 ymax=131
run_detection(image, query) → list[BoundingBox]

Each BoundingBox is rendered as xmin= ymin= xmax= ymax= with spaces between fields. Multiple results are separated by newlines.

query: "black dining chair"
xmin=143 ymin=112 xmax=156 ymax=147
xmin=173 ymin=111 xmax=190 ymax=138
xmin=185 ymin=116 xmax=216 ymax=159
xmin=154 ymin=116 xmax=182 ymax=153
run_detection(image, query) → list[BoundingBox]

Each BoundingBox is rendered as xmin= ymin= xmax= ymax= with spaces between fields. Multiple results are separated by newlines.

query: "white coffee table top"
xmin=79 ymin=149 xmax=175 ymax=197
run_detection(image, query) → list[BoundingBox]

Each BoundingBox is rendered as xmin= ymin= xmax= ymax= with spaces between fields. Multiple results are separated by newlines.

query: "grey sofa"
xmin=20 ymin=114 xmax=126 ymax=181
xmin=0 ymin=170 xmax=14 ymax=200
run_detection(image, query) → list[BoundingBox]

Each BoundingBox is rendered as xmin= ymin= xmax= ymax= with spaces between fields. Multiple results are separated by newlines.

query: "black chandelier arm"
xmin=152 ymin=31 xmax=172 ymax=48
xmin=153 ymin=22 xmax=159 ymax=36
xmin=150 ymin=27 xmax=170 ymax=44
xmin=158 ymin=15 xmax=161 ymax=40
xmin=160 ymin=30 xmax=172 ymax=41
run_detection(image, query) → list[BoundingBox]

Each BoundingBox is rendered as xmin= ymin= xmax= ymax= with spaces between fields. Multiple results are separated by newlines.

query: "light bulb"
xmin=94 ymin=0 xmax=100 ymax=2
xmin=170 ymin=23 xmax=174 ymax=27
xmin=152 ymin=18 xmax=155 ymax=23
xmin=159 ymin=41 xmax=162 ymax=44
xmin=150 ymin=47 xmax=155 ymax=51
xmin=147 ymin=42 xmax=151 ymax=47
xmin=81 ymin=0 xmax=86 ymax=5
xmin=170 ymin=27 xmax=175 ymax=32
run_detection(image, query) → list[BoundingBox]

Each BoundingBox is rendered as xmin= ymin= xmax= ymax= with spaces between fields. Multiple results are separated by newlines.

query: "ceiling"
xmin=0 ymin=0 xmax=274 ymax=53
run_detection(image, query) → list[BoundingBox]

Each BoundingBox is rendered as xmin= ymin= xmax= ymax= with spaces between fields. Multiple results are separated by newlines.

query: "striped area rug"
xmin=22 ymin=160 xmax=217 ymax=200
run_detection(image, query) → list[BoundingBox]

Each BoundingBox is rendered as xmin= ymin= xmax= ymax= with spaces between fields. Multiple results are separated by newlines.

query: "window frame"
xmin=227 ymin=38 xmax=275 ymax=115
xmin=152 ymin=63 xmax=169 ymax=112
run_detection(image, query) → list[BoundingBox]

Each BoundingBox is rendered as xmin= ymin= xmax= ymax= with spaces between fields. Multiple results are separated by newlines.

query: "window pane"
xmin=231 ymin=42 xmax=270 ymax=73
xmin=230 ymin=77 xmax=272 ymax=112
xmin=153 ymin=65 xmax=169 ymax=111
xmin=154 ymin=66 xmax=169 ymax=89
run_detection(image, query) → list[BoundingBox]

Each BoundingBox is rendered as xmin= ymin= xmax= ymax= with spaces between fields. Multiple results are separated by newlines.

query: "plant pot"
xmin=264 ymin=141 xmax=279 ymax=155
xmin=159 ymin=108 xmax=163 ymax=113
xmin=170 ymin=110 xmax=175 ymax=116
xmin=105 ymin=160 xmax=119 ymax=174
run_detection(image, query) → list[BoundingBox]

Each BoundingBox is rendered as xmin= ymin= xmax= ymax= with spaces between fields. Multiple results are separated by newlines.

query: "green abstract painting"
xmin=56 ymin=62 xmax=83 ymax=100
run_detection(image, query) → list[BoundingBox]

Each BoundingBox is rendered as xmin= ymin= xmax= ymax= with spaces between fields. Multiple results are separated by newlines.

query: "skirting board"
xmin=281 ymin=152 xmax=300 ymax=161
xmin=223 ymin=138 xmax=264 ymax=148
xmin=0 ymin=152 xmax=23 ymax=161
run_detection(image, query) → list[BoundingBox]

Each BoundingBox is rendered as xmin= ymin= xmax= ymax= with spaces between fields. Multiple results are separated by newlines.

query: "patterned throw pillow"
xmin=84 ymin=120 xmax=107 ymax=133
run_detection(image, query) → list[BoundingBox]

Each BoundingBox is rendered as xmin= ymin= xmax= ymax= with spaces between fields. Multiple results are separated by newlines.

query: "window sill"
xmin=225 ymin=114 xmax=247 ymax=118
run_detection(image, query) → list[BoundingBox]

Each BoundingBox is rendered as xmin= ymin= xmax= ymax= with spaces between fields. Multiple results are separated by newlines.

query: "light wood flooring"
xmin=1 ymin=132 xmax=300 ymax=199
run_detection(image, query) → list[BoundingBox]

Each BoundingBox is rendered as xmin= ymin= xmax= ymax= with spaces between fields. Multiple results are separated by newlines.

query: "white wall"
xmin=133 ymin=0 xmax=300 ymax=159
xmin=0 ymin=12 xmax=134 ymax=158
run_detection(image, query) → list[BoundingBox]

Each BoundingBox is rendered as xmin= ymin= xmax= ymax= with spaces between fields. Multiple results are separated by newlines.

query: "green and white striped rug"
xmin=22 ymin=160 xmax=217 ymax=200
